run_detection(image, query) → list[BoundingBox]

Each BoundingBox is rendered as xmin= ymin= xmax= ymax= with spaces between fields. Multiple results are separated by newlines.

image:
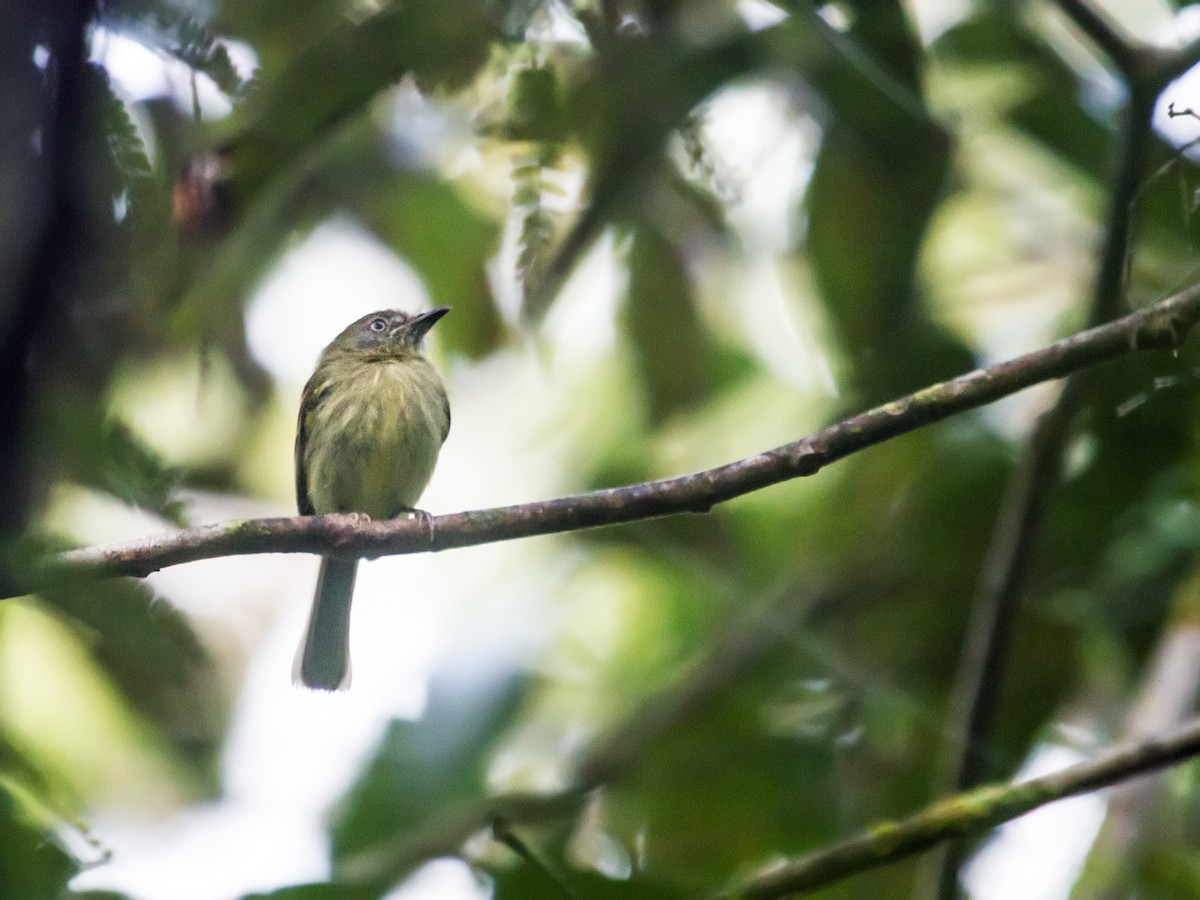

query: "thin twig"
xmin=928 ymin=145 xmax=1149 ymax=900
xmin=936 ymin=85 xmax=1157 ymax=814
xmin=38 ymin=281 xmax=1200 ymax=588
xmin=928 ymin=27 xmax=1188 ymax=896
xmin=926 ymin=6 xmax=1200 ymax=888
xmin=492 ymin=817 xmax=577 ymax=900
xmin=1055 ymin=0 xmax=1200 ymax=93
xmin=1070 ymin=572 xmax=1200 ymax=900
xmin=709 ymin=714 xmax=1200 ymax=900
xmin=1091 ymin=90 xmax=1158 ymax=327
xmin=1053 ymin=0 xmax=1137 ymax=76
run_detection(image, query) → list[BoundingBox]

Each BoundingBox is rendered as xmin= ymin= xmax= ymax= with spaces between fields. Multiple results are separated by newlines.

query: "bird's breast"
xmin=305 ymin=358 xmax=448 ymax=517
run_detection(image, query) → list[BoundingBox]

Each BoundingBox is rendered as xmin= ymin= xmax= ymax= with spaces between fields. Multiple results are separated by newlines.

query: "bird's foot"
xmin=401 ymin=508 xmax=436 ymax=547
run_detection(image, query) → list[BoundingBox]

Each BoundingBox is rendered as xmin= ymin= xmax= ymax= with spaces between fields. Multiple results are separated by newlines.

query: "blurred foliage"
xmin=0 ymin=785 xmax=78 ymax=899
xmin=31 ymin=570 xmax=217 ymax=768
xmin=332 ymin=669 xmax=529 ymax=871
xmin=7 ymin=0 xmax=1200 ymax=898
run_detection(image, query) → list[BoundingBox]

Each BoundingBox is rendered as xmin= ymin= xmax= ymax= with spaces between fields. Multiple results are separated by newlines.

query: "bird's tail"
xmin=295 ymin=556 xmax=358 ymax=690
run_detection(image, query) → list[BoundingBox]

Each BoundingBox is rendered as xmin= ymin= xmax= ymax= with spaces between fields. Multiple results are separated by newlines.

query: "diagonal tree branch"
xmin=1055 ymin=0 xmax=1200 ymax=91
xmin=1054 ymin=0 xmax=1136 ymax=77
xmin=927 ymin=16 xmax=1200 ymax=898
xmin=929 ymin=100 xmax=1155 ymax=895
xmin=29 ymin=280 xmax=1200 ymax=590
xmin=709 ymin=713 xmax=1200 ymax=900
xmin=1070 ymin=570 xmax=1200 ymax=899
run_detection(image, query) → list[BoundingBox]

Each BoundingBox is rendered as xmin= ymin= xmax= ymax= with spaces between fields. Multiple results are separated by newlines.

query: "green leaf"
xmin=491 ymin=863 xmax=687 ymax=900
xmin=934 ymin=12 xmax=1111 ymax=177
xmin=508 ymin=66 xmax=566 ymax=144
xmin=934 ymin=10 xmax=1200 ymax=282
xmin=98 ymin=420 xmax=188 ymax=526
xmin=214 ymin=0 xmax=351 ymax=72
xmin=331 ymin=668 xmax=529 ymax=870
xmin=497 ymin=0 xmax=550 ymax=41
xmin=223 ymin=0 xmax=493 ymax=196
xmin=836 ymin=0 xmax=923 ymax=90
xmin=802 ymin=10 xmax=971 ymax=399
xmin=43 ymin=397 xmax=187 ymax=526
xmin=623 ymin=226 xmax=713 ymax=423
xmin=240 ymin=883 xmax=380 ymax=900
xmin=0 ymin=729 xmax=79 ymax=820
xmin=359 ymin=174 xmax=504 ymax=360
xmin=96 ymin=79 xmax=153 ymax=183
xmin=168 ymin=0 xmax=498 ymax=343
xmin=524 ymin=27 xmax=771 ymax=321
xmin=600 ymin=683 xmax=842 ymax=889
xmin=34 ymin=572 xmax=213 ymax=760
xmin=526 ymin=9 xmax=947 ymax=324
xmin=0 ymin=784 xmax=79 ymax=900
xmin=169 ymin=14 xmax=246 ymax=96
xmin=805 ymin=123 xmax=969 ymax=398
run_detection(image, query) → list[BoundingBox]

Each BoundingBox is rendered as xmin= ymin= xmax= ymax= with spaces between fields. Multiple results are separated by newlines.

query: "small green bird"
xmin=294 ymin=307 xmax=451 ymax=690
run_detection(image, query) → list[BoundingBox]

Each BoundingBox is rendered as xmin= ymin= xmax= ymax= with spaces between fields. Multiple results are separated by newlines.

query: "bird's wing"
xmin=295 ymin=371 xmax=329 ymax=516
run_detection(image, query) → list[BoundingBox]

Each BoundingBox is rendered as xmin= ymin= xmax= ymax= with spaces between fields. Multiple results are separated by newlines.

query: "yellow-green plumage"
xmin=295 ymin=308 xmax=450 ymax=690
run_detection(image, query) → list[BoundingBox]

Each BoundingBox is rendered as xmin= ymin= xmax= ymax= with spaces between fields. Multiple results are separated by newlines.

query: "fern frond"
xmin=514 ymin=143 xmax=562 ymax=288
xmin=98 ymin=4 xmax=246 ymax=97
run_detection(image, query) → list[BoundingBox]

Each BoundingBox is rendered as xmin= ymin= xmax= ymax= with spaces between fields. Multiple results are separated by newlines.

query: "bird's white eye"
xmin=369 ymin=317 xmax=387 ymax=332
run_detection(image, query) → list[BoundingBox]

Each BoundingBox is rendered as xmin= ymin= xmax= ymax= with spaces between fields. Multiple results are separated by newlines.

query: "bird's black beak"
xmin=408 ymin=306 xmax=451 ymax=342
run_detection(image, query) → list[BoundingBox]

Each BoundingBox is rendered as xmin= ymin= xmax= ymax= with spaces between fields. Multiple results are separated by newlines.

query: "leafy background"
xmin=5 ymin=1 xmax=1200 ymax=898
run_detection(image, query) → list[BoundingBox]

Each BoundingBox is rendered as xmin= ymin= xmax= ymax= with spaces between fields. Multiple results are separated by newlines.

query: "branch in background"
xmin=1053 ymin=0 xmax=1200 ymax=93
xmin=710 ymin=714 xmax=1200 ymax=900
xmin=40 ymin=281 xmax=1200 ymax=587
xmin=337 ymin=591 xmax=809 ymax=889
xmin=598 ymin=0 xmax=623 ymax=33
xmin=574 ymin=588 xmax=808 ymax=790
xmin=937 ymin=379 xmax=1079 ymax=789
xmin=1070 ymin=569 xmax=1200 ymax=900
xmin=1086 ymin=92 xmax=1157 ymax=330
xmin=1053 ymin=0 xmax=1136 ymax=76
xmin=928 ymin=15 xmax=1200 ymax=898
xmin=1157 ymin=35 xmax=1200 ymax=86
xmin=492 ymin=817 xmax=576 ymax=900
